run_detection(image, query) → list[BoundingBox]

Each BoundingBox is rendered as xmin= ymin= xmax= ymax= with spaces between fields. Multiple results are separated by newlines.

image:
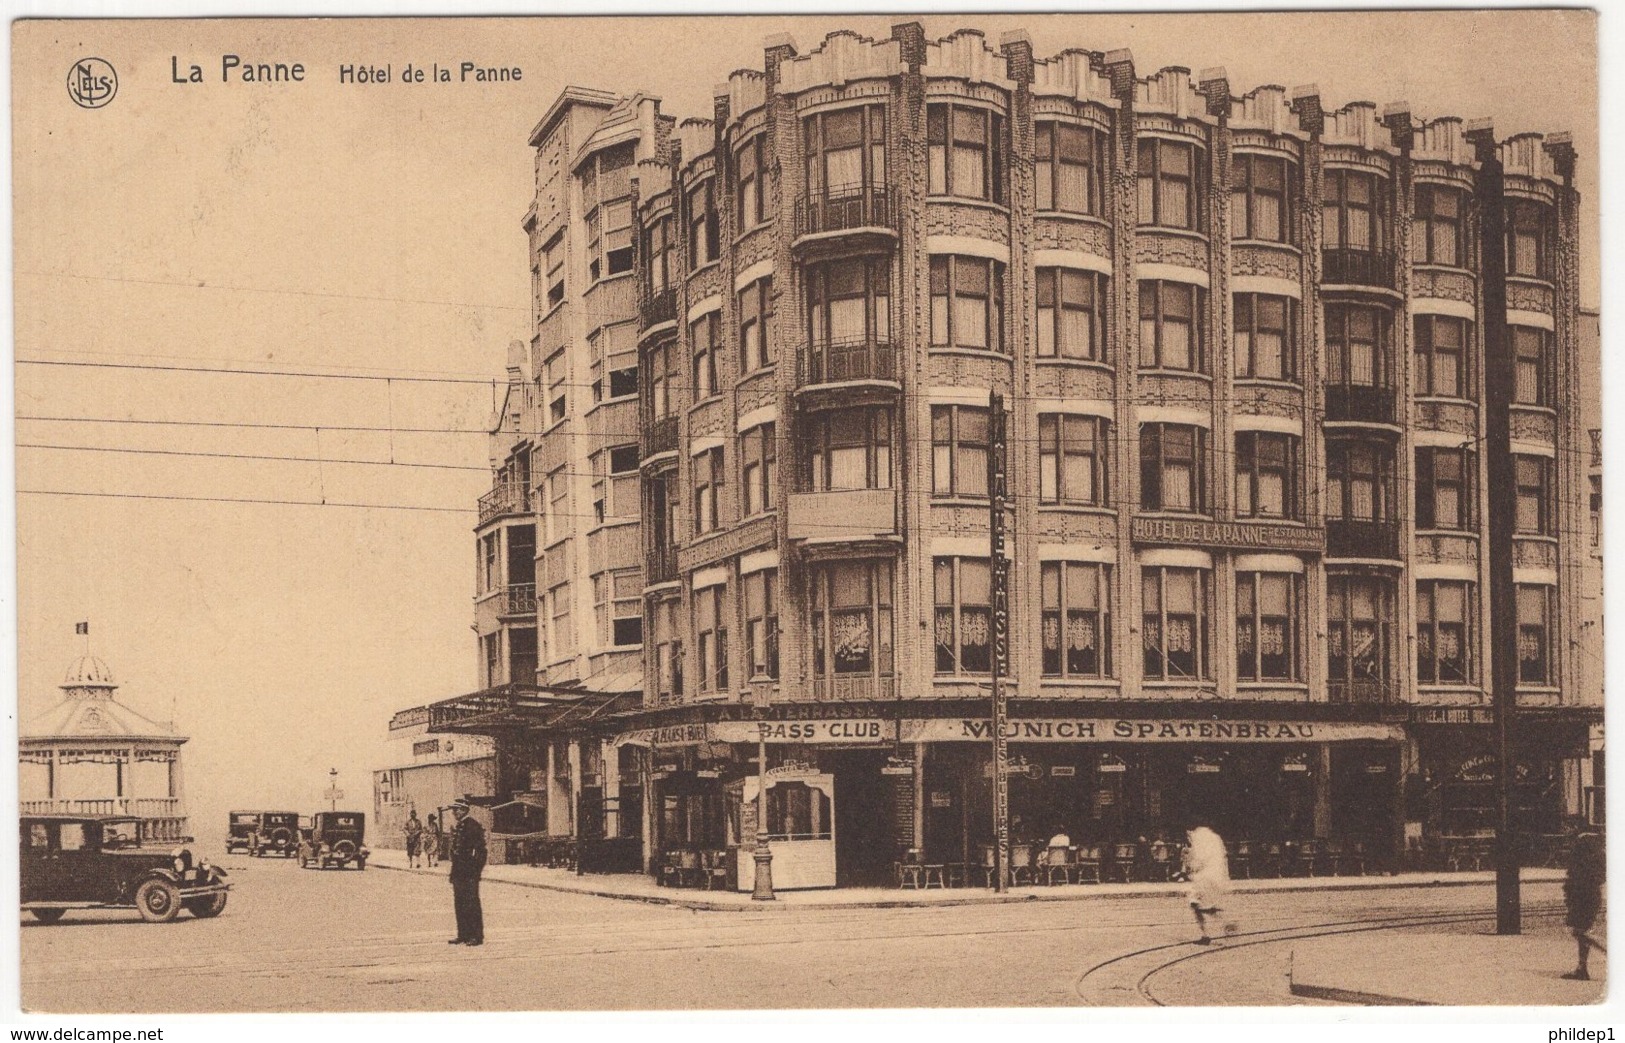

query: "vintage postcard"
xmin=10 ymin=8 xmax=1605 ymax=1027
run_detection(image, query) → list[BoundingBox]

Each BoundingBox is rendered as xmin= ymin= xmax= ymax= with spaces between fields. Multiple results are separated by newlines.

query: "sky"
xmin=9 ymin=9 xmax=1600 ymax=842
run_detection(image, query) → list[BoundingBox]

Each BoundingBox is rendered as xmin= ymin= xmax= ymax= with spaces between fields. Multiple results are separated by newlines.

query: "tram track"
xmin=1075 ymin=900 xmax=1568 ymax=1006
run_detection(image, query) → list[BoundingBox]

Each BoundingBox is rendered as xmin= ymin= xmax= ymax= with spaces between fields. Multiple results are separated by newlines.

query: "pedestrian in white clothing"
xmin=1183 ymin=825 xmax=1237 ymax=944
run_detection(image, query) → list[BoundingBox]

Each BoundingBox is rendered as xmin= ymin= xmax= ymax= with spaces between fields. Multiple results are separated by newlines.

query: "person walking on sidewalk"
xmin=1563 ymin=830 xmax=1605 ymax=980
xmin=1184 ymin=825 xmax=1238 ymax=945
xmin=403 ymin=810 xmax=424 ymax=869
xmin=424 ymin=812 xmax=442 ymax=868
xmin=447 ymin=799 xmax=487 ymax=947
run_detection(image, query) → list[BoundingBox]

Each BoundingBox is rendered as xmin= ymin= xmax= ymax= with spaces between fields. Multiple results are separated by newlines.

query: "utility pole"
xmin=988 ymin=391 xmax=1011 ymax=893
xmin=1468 ymin=119 xmax=1520 ymax=935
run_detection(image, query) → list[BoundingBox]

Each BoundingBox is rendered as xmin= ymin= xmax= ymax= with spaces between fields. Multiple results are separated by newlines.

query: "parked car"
xmin=250 ymin=811 xmax=300 ymax=857
xmin=226 ymin=811 xmax=260 ymax=854
xmin=298 ymin=811 xmax=369 ymax=870
xmin=21 ymin=814 xmax=230 ymax=924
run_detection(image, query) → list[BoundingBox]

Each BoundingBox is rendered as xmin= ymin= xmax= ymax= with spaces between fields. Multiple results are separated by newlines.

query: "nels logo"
xmin=68 ymin=57 xmax=118 ymax=108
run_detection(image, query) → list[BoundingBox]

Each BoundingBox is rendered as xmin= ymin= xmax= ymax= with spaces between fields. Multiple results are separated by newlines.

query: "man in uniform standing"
xmin=446 ymin=798 xmax=486 ymax=946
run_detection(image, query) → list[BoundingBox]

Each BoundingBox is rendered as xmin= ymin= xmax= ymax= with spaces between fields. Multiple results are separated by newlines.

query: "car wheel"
xmin=30 ymin=908 xmax=66 ymax=924
xmin=135 ymin=878 xmax=182 ymax=923
xmin=184 ymin=893 xmax=228 ymax=918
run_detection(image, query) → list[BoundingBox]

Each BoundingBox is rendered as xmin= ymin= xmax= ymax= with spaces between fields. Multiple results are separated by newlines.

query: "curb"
xmin=371 ymin=862 xmax=1561 ymax=913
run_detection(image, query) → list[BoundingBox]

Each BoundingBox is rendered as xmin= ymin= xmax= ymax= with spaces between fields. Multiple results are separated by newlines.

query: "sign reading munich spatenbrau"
xmin=901 ymin=719 xmax=1402 ymax=743
xmin=1131 ymin=516 xmax=1326 ymax=552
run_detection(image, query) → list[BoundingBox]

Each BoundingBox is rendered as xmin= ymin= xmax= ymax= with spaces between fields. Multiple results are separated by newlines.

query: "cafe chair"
xmin=896 ymin=848 xmax=926 ymax=889
xmin=1147 ymin=840 xmax=1176 ymax=882
xmin=1257 ymin=842 xmax=1283 ymax=879
xmin=1074 ymin=844 xmax=1103 ymax=884
xmin=701 ymin=849 xmax=730 ymax=890
xmin=1231 ymin=840 xmax=1252 ymax=880
xmin=1295 ymin=839 xmax=1320 ymax=877
xmin=1009 ymin=842 xmax=1038 ymax=886
xmin=1109 ymin=841 xmax=1140 ymax=883
xmin=1320 ymin=838 xmax=1345 ymax=876
xmin=978 ymin=844 xmax=998 ymax=887
xmin=1342 ymin=841 xmax=1367 ymax=876
xmin=676 ymin=848 xmax=702 ymax=888
xmin=1042 ymin=845 xmax=1076 ymax=885
xmin=922 ymin=861 xmax=949 ymax=888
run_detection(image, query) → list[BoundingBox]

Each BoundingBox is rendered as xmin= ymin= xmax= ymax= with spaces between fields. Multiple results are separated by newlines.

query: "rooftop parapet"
xmin=1030 ymin=48 xmax=1115 ymax=105
xmin=716 ymin=68 xmax=767 ymax=123
xmin=675 ymin=117 xmax=715 ymax=173
xmin=1412 ymin=116 xmax=1474 ymax=166
xmin=779 ymin=29 xmax=902 ymax=94
xmin=923 ymin=28 xmax=1013 ymax=90
xmin=1134 ymin=66 xmax=1207 ymax=120
xmin=1228 ymin=84 xmax=1297 ymax=136
xmin=1501 ymin=131 xmax=1562 ymax=181
xmin=632 ymin=156 xmax=672 ymax=201
xmin=1322 ymin=100 xmax=1391 ymax=151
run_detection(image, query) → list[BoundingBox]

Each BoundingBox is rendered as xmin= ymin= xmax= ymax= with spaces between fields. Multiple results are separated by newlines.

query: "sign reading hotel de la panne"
xmin=1131 ymin=516 xmax=1326 ymax=553
xmin=616 ymin=718 xmax=1402 ymax=745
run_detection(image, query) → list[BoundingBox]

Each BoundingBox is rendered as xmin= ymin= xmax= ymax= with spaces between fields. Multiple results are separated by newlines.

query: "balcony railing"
xmin=646 ymin=413 xmax=679 ymax=457
xmin=1324 ymin=384 xmax=1397 ymax=425
xmin=478 ymin=481 xmax=531 ymax=524
xmin=794 ymin=185 xmax=898 ymax=240
xmin=1325 ymin=518 xmax=1401 ymax=559
xmin=1328 ymin=681 xmax=1400 ymax=705
xmin=502 ymin=583 xmax=537 ymax=615
xmin=812 ymin=674 xmax=898 ymax=702
xmin=1322 ymin=247 xmax=1397 ymax=289
xmin=21 ymin=797 xmax=182 ymax=818
xmin=799 ymin=339 xmax=897 ymax=388
xmin=647 ymin=544 xmax=677 ymax=586
xmin=640 ymin=286 xmax=677 ymax=330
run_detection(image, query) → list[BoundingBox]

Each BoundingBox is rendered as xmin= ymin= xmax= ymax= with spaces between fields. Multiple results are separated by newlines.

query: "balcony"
xmin=646 ymin=544 xmax=677 ymax=586
xmin=793 ymin=186 xmax=900 ymax=257
xmin=640 ymin=286 xmax=677 ymax=331
xmin=501 ymin=583 xmax=537 ymax=616
xmin=798 ymin=339 xmax=898 ymax=390
xmin=478 ymin=481 xmax=531 ymax=525
xmin=1325 ymin=518 xmax=1401 ymax=560
xmin=1328 ymin=681 xmax=1400 ymax=705
xmin=645 ymin=414 xmax=678 ymax=457
xmin=1324 ymin=384 xmax=1397 ymax=425
xmin=1322 ymin=248 xmax=1397 ymax=289
xmin=787 ymin=488 xmax=897 ymax=543
xmin=21 ymin=797 xmax=182 ymax=818
xmin=811 ymin=674 xmax=898 ymax=702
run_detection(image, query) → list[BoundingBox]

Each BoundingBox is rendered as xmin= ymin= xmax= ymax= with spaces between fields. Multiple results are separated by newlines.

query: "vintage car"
xmin=250 ymin=811 xmax=300 ymax=857
xmin=225 ymin=811 xmax=261 ymax=854
xmin=21 ymin=814 xmax=230 ymax=923
xmin=298 ymin=811 xmax=369 ymax=870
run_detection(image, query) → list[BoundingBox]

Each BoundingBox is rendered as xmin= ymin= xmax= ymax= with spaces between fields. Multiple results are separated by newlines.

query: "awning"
xmin=427 ymin=672 xmax=642 ymax=737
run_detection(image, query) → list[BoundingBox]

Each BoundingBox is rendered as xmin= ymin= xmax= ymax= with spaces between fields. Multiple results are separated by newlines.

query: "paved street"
xmin=21 ymin=853 xmax=1585 ymax=1013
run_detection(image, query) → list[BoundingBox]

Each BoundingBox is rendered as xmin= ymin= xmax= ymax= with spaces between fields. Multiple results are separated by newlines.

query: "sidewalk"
xmin=368 ymin=847 xmax=1565 ymax=912
xmin=1290 ymin=927 xmax=1606 ymax=1005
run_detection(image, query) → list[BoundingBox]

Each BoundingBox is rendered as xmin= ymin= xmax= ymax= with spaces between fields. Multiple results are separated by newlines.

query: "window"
xmin=744 ymin=569 xmax=779 ymax=680
xmin=741 ymin=424 xmax=777 ymax=517
xmin=930 ymin=255 xmax=1004 ymax=352
xmin=690 ymin=311 xmax=719 ymax=400
xmin=1036 ymin=121 xmax=1103 ymax=215
xmin=1234 ymin=432 xmax=1299 ymax=520
xmin=544 ymin=233 xmax=566 ymax=308
xmin=932 ymin=405 xmax=990 ymax=498
xmin=1327 ymin=575 xmax=1392 ymax=690
xmin=649 ymin=471 xmax=678 ymax=554
xmin=934 ymin=557 xmax=992 ymax=674
xmin=1036 ymin=268 xmax=1106 ymax=361
xmin=1414 ymin=315 xmax=1473 ymax=399
xmin=608 ymin=362 xmax=638 ymax=401
xmin=1515 ymin=455 xmax=1554 ymax=535
xmin=1138 ymin=281 xmax=1205 ymax=371
xmin=804 ymin=105 xmax=886 ymax=197
xmin=695 ymin=583 xmax=728 ymax=693
xmin=739 ymin=277 xmax=774 ymax=373
xmin=1137 ymin=138 xmax=1202 ymax=231
xmin=1517 ymin=584 xmax=1554 ymax=686
xmin=1230 ymin=153 xmax=1294 ymax=243
xmin=581 ymin=142 xmax=635 ymax=281
xmin=1322 ymin=169 xmax=1387 ymax=252
xmin=1142 ymin=566 xmax=1210 ymax=681
xmin=1038 ymin=414 xmax=1109 ymax=506
xmin=653 ymin=599 xmax=683 ymax=702
xmin=601 ymin=199 xmax=634 ymax=277
xmin=1040 ymin=561 xmax=1111 ymax=678
xmin=1416 ymin=447 xmax=1476 ymax=531
xmin=735 ymin=135 xmax=767 ymax=230
xmin=648 ymin=336 xmax=680 ymax=419
xmin=1416 ymin=580 xmax=1475 ymax=685
xmin=545 ymin=467 xmax=569 ymax=544
xmin=479 ymin=532 xmax=499 ymax=594
xmin=765 ymin=781 xmax=831 ymax=840
xmin=1236 ymin=572 xmax=1301 ymax=682
xmin=548 ymin=577 xmax=574 ymax=657
xmin=693 ymin=446 xmax=724 ymax=535
xmin=1507 ymin=199 xmax=1553 ymax=279
xmin=1325 ymin=439 xmax=1394 ymax=523
xmin=482 ymin=632 xmax=500 ymax=687
xmin=687 ymin=179 xmax=717 ymax=268
xmin=808 ymin=407 xmax=892 ymax=492
xmin=1413 ymin=184 xmax=1467 ymax=267
xmin=1233 ymin=294 xmax=1295 ymax=381
xmin=1325 ymin=303 xmax=1391 ymax=389
xmin=592 ymin=445 xmax=640 ymax=526
xmin=928 ymin=103 xmax=1003 ymax=202
xmin=643 ymin=212 xmax=673 ymax=298
xmin=1139 ymin=424 xmax=1207 ymax=513
xmin=596 ymin=569 xmax=643 ymax=647
xmin=808 ymin=257 xmax=890 ymax=355
xmin=545 ymin=350 xmax=567 ymax=425
xmin=1513 ymin=326 xmax=1552 ymax=406
xmin=811 ymin=561 xmax=894 ymax=680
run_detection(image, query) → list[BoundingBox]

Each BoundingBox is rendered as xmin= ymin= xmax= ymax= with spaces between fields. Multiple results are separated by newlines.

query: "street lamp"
xmin=752 ymin=736 xmax=775 ymax=901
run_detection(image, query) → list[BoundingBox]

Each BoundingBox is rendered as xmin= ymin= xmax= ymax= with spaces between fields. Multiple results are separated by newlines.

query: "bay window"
xmin=932 ymin=404 xmax=990 ymax=499
xmin=690 ymin=311 xmax=719 ymax=400
xmin=1413 ymin=184 xmax=1467 ymax=267
xmin=804 ymin=105 xmax=886 ymax=197
xmin=1507 ymin=199 xmax=1554 ymax=279
xmin=1230 ymin=152 xmax=1294 ymax=243
xmin=1038 ymin=413 xmax=1109 ymax=506
xmin=735 ymin=134 xmax=767 ymax=230
xmin=1233 ymin=294 xmax=1295 ymax=381
xmin=1513 ymin=326 xmax=1553 ymax=406
xmin=1139 ymin=423 xmax=1207 ymax=513
xmin=653 ymin=598 xmax=684 ymax=703
xmin=1040 ymin=561 xmax=1111 ymax=678
xmin=1327 ymin=575 xmax=1392 ymax=694
xmin=1137 ymin=137 xmax=1203 ymax=231
xmin=1138 ymin=281 xmax=1205 ymax=372
xmin=1234 ymin=431 xmax=1299 ymax=520
xmin=1517 ymin=584 xmax=1554 ymax=686
xmin=811 ymin=561 xmax=894 ymax=681
xmin=693 ymin=446 xmax=723 ymax=535
xmin=1415 ymin=446 xmax=1476 ymax=531
xmin=1416 ymin=580 xmax=1475 ymax=685
xmin=1236 ymin=572 xmax=1301 ymax=682
xmin=739 ymin=277 xmax=774 ymax=373
xmin=1326 ymin=303 xmax=1392 ymax=389
xmin=1036 ymin=121 xmax=1103 ymax=215
xmin=1322 ymin=168 xmax=1388 ymax=252
xmin=1325 ymin=439 xmax=1395 ymax=523
xmin=1515 ymin=454 xmax=1554 ymax=535
xmin=808 ymin=407 xmax=892 ymax=492
xmin=1037 ymin=267 xmax=1106 ymax=361
xmin=643 ymin=212 xmax=672 ymax=298
xmin=744 ymin=569 xmax=779 ymax=681
xmin=695 ymin=583 xmax=728 ymax=693
xmin=928 ymin=103 xmax=1004 ymax=202
xmin=688 ymin=179 xmax=718 ymax=267
xmin=930 ymin=255 xmax=1004 ymax=352
xmin=934 ymin=557 xmax=992 ymax=675
xmin=740 ymin=424 xmax=777 ymax=517
xmin=808 ymin=257 xmax=891 ymax=367
xmin=1414 ymin=315 xmax=1473 ymax=399
xmin=1142 ymin=566 xmax=1210 ymax=681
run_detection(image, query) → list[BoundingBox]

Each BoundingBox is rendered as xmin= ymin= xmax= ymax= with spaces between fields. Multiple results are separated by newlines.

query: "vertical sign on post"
xmin=988 ymin=392 xmax=1011 ymax=893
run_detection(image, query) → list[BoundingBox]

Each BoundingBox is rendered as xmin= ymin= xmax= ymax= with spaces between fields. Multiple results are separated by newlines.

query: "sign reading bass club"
xmin=900 ymin=718 xmax=1403 ymax=743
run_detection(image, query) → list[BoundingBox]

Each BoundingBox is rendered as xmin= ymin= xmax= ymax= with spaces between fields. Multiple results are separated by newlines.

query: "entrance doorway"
xmin=823 ymin=749 xmax=893 ymax=887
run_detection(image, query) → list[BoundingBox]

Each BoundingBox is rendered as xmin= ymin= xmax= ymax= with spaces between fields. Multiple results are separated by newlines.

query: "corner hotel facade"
xmin=428 ymin=25 xmax=1599 ymax=887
